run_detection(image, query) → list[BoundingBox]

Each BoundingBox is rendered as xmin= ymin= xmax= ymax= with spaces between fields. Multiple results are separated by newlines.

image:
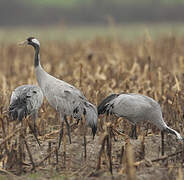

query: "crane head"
xmin=18 ymin=37 xmax=40 ymax=48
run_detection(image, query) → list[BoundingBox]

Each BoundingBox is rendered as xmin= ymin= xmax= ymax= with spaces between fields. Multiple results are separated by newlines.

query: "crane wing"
xmin=26 ymin=86 xmax=44 ymax=113
xmin=52 ymin=89 xmax=84 ymax=116
xmin=10 ymin=90 xmax=18 ymax=104
xmin=97 ymin=93 xmax=119 ymax=114
xmin=56 ymin=91 xmax=98 ymax=137
xmin=111 ymin=94 xmax=154 ymax=120
xmin=9 ymin=85 xmax=43 ymax=121
xmin=43 ymin=78 xmax=87 ymax=112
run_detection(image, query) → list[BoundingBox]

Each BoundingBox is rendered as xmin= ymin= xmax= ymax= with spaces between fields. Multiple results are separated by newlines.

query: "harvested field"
xmin=0 ymin=35 xmax=184 ymax=179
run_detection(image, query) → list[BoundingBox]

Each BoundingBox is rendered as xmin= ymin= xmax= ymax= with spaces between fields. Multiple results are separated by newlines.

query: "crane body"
xmin=98 ymin=93 xmax=183 ymax=155
xmin=21 ymin=37 xmax=98 ymax=149
xmin=9 ymin=84 xmax=43 ymax=127
xmin=98 ymin=93 xmax=182 ymax=139
xmin=9 ymin=85 xmax=43 ymax=146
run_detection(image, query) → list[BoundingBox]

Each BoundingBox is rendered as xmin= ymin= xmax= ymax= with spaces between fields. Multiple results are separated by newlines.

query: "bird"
xmin=9 ymin=84 xmax=43 ymax=145
xmin=19 ymin=37 xmax=98 ymax=150
xmin=98 ymin=93 xmax=183 ymax=155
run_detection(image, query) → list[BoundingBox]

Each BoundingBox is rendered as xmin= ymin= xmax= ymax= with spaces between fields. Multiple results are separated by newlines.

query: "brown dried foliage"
xmin=0 ymin=35 xmax=184 ymax=179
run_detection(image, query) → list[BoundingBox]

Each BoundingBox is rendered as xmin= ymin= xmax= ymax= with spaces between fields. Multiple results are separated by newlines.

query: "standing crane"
xmin=98 ymin=93 xmax=183 ymax=155
xmin=9 ymin=84 xmax=43 ymax=145
xmin=19 ymin=37 xmax=98 ymax=151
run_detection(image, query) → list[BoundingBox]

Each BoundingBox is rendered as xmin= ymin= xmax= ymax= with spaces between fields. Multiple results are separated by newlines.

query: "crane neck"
xmin=34 ymin=46 xmax=41 ymax=68
xmin=33 ymin=45 xmax=48 ymax=88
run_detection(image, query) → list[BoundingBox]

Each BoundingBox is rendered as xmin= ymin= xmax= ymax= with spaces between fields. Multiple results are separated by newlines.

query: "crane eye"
xmin=33 ymin=91 xmax=37 ymax=94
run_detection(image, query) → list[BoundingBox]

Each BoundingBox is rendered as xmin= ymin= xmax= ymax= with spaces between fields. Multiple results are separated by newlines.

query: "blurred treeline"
xmin=1 ymin=0 xmax=184 ymax=26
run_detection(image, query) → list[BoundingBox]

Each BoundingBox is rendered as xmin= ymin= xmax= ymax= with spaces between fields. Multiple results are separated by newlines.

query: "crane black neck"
xmin=34 ymin=45 xmax=40 ymax=68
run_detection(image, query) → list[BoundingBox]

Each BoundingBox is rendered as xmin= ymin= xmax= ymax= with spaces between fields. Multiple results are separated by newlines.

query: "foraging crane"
xmin=19 ymin=37 xmax=98 ymax=149
xmin=9 ymin=85 xmax=43 ymax=145
xmin=9 ymin=85 xmax=43 ymax=127
xmin=98 ymin=93 xmax=183 ymax=155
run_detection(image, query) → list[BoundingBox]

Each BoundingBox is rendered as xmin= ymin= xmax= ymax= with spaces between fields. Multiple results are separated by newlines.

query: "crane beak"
xmin=18 ymin=40 xmax=28 ymax=46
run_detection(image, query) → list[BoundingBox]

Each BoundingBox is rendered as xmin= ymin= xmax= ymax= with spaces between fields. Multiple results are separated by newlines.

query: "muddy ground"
xmin=0 ymin=119 xmax=183 ymax=180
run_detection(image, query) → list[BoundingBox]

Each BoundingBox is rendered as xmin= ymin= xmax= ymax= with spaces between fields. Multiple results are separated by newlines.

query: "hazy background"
xmin=0 ymin=0 xmax=184 ymax=41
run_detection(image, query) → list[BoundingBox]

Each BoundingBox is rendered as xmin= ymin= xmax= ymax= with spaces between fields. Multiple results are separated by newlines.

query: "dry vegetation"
xmin=0 ymin=34 xmax=184 ymax=179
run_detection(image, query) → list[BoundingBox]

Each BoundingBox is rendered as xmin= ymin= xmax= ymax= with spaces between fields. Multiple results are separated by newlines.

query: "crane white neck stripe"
xmin=32 ymin=39 xmax=40 ymax=46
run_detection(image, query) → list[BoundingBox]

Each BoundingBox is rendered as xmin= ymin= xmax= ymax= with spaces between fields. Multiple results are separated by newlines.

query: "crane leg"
xmin=161 ymin=131 xmax=164 ymax=156
xmin=64 ymin=115 xmax=72 ymax=144
xmin=33 ymin=115 xmax=36 ymax=134
xmin=82 ymin=115 xmax=87 ymax=160
xmin=58 ymin=121 xmax=64 ymax=149
xmin=130 ymin=124 xmax=137 ymax=139
xmin=76 ymin=118 xmax=80 ymax=125
xmin=31 ymin=111 xmax=38 ymax=135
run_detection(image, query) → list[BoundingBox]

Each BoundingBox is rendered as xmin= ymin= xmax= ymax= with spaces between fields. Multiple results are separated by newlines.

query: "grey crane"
xmin=9 ymin=84 xmax=43 ymax=145
xmin=98 ymin=93 xmax=183 ymax=155
xmin=19 ymin=37 xmax=98 ymax=149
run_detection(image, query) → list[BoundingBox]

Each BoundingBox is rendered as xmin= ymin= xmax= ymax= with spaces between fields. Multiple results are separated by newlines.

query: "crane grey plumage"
xmin=73 ymin=101 xmax=98 ymax=136
xmin=9 ymin=85 xmax=43 ymax=131
xmin=98 ymin=93 xmax=183 ymax=141
xmin=21 ymin=37 xmax=98 ymax=149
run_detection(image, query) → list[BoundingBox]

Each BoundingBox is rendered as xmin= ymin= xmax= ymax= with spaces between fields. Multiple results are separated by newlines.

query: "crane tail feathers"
xmin=92 ymin=125 xmax=97 ymax=139
xmin=97 ymin=93 xmax=118 ymax=115
xmin=8 ymin=110 xmax=18 ymax=121
xmin=18 ymin=108 xmax=27 ymax=121
xmin=9 ymin=102 xmax=28 ymax=122
xmin=83 ymin=103 xmax=98 ymax=138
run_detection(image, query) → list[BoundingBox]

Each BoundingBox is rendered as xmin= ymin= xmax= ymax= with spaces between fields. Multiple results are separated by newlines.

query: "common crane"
xmin=98 ymin=93 xmax=183 ymax=155
xmin=9 ymin=85 xmax=43 ymax=145
xmin=20 ymin=37 xmax=98 ymax=149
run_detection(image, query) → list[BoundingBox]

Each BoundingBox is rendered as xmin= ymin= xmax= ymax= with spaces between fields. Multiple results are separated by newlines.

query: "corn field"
xmin=0 ymin=34 xmax=184 ymax=179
